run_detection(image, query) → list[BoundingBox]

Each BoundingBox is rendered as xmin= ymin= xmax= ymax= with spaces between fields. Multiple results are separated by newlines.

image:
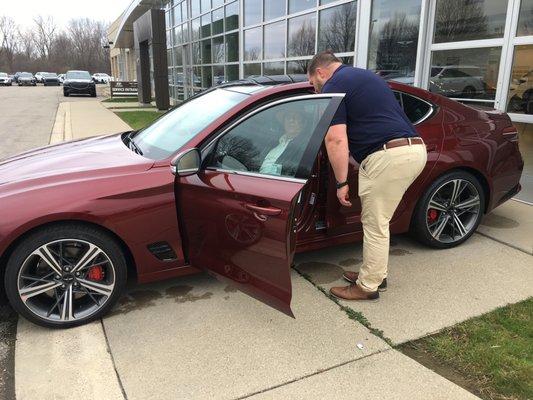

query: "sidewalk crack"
xmin=100 ymin=319 xmax=129 ymax=400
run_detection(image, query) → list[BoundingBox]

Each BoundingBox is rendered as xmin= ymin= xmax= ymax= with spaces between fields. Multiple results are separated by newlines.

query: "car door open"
xmin=175 ymin=94 xmax=343 ymax=317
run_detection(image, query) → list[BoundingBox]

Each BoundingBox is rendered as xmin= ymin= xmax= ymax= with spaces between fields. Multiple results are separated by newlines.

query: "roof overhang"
xmin=113 ymin=0 xmax=168 ymax=48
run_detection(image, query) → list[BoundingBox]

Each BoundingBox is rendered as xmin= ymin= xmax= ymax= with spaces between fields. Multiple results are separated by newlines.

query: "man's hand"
xmin=337 ymin=185 xmax=352 ymax=207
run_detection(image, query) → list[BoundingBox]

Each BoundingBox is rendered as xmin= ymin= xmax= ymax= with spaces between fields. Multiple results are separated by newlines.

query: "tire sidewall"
xmin=412 ymin=171 xmax=485 ymax=249
xmin=4 ymin=225 xmax=127 ymax=329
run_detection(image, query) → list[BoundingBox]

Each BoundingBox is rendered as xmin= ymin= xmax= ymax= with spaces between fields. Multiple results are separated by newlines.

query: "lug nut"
xmin=64 ymin=267 xmax=70 ymax=272
xmin=75 ymin=272 xmax=80 ymax=277
xmin=61 ymin=284 xmax=66 ymax=289
xmin=55 ymin=275 xmax=61 ymax=280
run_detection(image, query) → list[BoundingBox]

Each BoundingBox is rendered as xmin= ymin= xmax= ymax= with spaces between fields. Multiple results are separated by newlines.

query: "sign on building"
xmin=110 ymin=81 xmax=138 ymax=97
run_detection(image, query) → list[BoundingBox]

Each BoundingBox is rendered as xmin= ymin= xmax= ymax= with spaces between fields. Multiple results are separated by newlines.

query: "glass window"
xmin=244 ymin=63 xmax=261 ymax=76
xmin=212 ymin=36 xmax=225 ymax=63
xmin=201 ymin=14 xmax=211 ymax=38
xmin=193 ymin=66 xmax=202 ymax=87
xmin=174 ymin=25 xmax=183 ymax=44
xmin=434 ymin=0 xmax=508 ymax=43
xmin=320 ymin=0 xmax=337 ymax=4
xmin=193 ymin=41 xmax=201 ymax=64
xmin=191 ymin=18 xmax=201 ymax=40
xmin=264 ymin=61 xmax=285 ymax=75
xmin=287 ymin=60 xmax=309 ymax=74
xmin=191 ymin=0 xmax=200 ymax=17
xmin=201 ymin=0 xmax=211 ymax=13
xmin=206 ymin=98 xmax=332 ymax=179
xmin=181 ymin=1 xmax=188 ymax=20
xmin=264 ymin=21 xmax=286 ymax=59
xmin=430 ymin=47 xmax=502 ymax=102
xmin=213 ymin=0 xmax=224 ymax=8
xmin=202 ymin=39 xmax=212 ymax=63
xmin=212 ymin=7 xmax=224 ymax=35
xmin=173 ymin=5 xmax=182 ymax=25
xmin=213 ymin=65 xmax=225 ymax=85
xmin=368 ymin=0 xmax=420 ymax=83
xmin=288 ymin=13 xmax=316 ymax=57
xmin=244 ymin=27 xmax=262 ymax=60
xmin=318 ymin=2 xmax=357 ymax=53
xmin=245 ymin=0 xmax=262 ymax=26
xmin=265 ymin=0 xmax=286 ymax=21
xmin=225 ymin=1 xmax=239 ymax=31
xmin=226 ymin=64 xmax=239 ymax=81
xmin=132 ymin=89 xmax=247 ymax=159
xmin=289 ymin=0 xmax=315 ymax=14
xmin=183 ymin=23 xmax=189 ymax=43
xmin=394 ymin=92 xmax=432 ymax=124
xmin=517 ymin=0 xmax=533 ymax=36
xmin=506 ymin=45 xmax=533 ymax=114
xmin=202 ymin=66 xmax=213 ymax=87
xmin=226 ymin=32 xmax=239 ymax=62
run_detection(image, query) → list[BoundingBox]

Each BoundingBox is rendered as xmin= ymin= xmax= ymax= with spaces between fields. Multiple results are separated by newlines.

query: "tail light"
xmin=502 ymin=126 xmax=519 ymax=143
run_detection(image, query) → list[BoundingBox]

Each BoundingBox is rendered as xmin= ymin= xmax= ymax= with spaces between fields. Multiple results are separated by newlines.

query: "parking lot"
xmin=1 ymin=86 xmax=532 ymax=400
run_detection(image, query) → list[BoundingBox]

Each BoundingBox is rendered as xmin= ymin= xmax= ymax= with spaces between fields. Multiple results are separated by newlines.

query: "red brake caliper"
xmin=87 ymin=265 xmax=104 ymax=281
xmin=427 ymin=208 xmax=439 ymax=223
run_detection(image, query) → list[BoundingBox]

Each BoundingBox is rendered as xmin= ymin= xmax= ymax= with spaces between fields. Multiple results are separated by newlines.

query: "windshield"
xmin=66 ymin=71 xmax=91 ymax=80
xmin=132 ymin=89 xmax=248 ymax=159
xmin=20 ymin=73 xmax=32 ymax=77
xmin=44 ymin=73 xmax=57 ymax=77
xmin=0 ymin=73 xmax=7 ymax=77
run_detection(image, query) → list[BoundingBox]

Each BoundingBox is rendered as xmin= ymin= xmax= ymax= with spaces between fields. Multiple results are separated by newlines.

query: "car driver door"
xmin=174 ymin=94 xmax=343 ymax=317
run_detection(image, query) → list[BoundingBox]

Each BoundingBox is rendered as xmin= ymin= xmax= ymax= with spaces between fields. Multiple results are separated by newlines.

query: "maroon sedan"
xmin=0 ymin=79 xmax=523 ymax=328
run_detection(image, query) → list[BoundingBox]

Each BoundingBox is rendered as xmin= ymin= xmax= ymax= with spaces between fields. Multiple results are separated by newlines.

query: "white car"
xmin=92 ymin=73 xmax=113 ymax=84
xmin=58 ymin=74 xmax=65 ymax=84
xmin=0 ymin=72 xmax=12 ymax=86
xmin=34 ymin=72 xmax=47 ymax=83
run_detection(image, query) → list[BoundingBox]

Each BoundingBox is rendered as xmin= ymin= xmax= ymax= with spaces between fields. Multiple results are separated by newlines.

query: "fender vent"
xmin=147 ymin=242 xmax=177 ymax=261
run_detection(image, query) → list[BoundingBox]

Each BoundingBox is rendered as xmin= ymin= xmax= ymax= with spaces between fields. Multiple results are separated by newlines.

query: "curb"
xmin=49 ymin=102 xmax=72 ymax=144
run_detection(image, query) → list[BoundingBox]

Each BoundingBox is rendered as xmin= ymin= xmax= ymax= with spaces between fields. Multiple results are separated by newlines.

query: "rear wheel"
xmin=90 ymin=90 xmax=97 ymax=97
xmin=4 ymin=224 xmax=127 ymax=328
xmin=411 ymin=171 xmax=485 ymax=248
xmin=63 ymin=90 xmax=69 ymax=97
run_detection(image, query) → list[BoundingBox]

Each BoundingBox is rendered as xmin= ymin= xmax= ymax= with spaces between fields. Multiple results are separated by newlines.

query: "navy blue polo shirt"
xmin=321 ymin=65 xmax=417 ymax=164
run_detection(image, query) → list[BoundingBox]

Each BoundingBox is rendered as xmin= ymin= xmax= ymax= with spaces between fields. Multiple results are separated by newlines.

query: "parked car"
xmin=13 ymin=72 xmax=23 ymax=83
xmin=35 ymin=72 xmax=47 ymax=83
xmin=63 ymin=70 xmax=96 ymax=97
xmin=0 ymin=77 xmax=523 ymax=328
xmin=58 ymin=74 xmax=65 ymax=84
xmin=0 ymin=72 xmax=12 ymax=86
xmin=507 ymin=69 xmax=533 ymax=114
xmin=17 ymin=72 xmax=36 ymax=86
xmin=42 ymin=72 xmax=60 ymax=86
xmin=92 ymin=73 xmax=112 ymax=84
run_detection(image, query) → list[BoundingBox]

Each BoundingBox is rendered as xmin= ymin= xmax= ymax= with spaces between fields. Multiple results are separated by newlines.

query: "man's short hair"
xmin=308 ymin=51 xmax=342 ymax=75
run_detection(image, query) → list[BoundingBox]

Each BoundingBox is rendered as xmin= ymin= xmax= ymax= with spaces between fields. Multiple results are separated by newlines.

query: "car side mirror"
xmin=171 ymin=148 xmax=201 ymax=177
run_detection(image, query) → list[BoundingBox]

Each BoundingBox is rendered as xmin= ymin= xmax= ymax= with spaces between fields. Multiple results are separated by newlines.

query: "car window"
xmin=394 ymin=92 xmax=432 ymax=125
xmin=132 ymin=88 xmax=248 ymax=159
xmin=205 ymin=98 xmax=332 ymax=179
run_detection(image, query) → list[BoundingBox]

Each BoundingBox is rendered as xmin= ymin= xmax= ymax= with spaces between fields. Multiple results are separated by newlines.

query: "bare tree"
xmin=288 ymin=21 xmax=315 ymax=73
xmin=318 ymin=3 xmax=356 ymax=53
xmin=33 ymin=15 xmax=57 ymax=60
xmin=67 ymin=18 xmax=109 ymax=73
xmin=0 ymin=16 xmax=19 ymax=71
xmin=434 ymin=0 xmax=488 ymax=42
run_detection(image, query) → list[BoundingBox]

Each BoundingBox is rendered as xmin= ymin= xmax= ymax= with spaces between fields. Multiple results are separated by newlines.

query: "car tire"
xmin=411 ymin=170 xmax=485 ymax=249
xmin=64 ymin=91 xmax=69 ymax=97
xmin=91 ymin=90 xmax=97 ymax=97
xmin=4 ymin=223 xmax=127 ymax=329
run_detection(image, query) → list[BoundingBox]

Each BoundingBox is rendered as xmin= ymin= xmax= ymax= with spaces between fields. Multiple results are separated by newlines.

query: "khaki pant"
xmin=356 ymin=142 xmax=427 ymax=292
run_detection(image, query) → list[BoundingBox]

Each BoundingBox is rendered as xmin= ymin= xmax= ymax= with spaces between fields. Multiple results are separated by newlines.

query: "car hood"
xmin=65 ymin=79 xmax=92 ymax=83
xmin=0 ymin=133 xmax=154 ymax=188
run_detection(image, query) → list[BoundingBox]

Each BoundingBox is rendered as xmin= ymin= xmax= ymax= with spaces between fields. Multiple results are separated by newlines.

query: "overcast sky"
xmin=8 ymin=0 xmax=134 ymax=29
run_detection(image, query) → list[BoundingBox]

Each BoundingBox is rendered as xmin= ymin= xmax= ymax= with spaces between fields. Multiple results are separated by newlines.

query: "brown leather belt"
xmin=383 ymin=137 xmax=424 ymax=150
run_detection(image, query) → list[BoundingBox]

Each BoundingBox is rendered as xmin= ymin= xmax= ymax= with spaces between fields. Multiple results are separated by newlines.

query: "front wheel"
xmin=411 ymin=171 xmax=485 ymax=248
xmin=4 ymin=224 xmax=127 ymax=328
xmin=63 ymin=90 xmax=69 ymax=97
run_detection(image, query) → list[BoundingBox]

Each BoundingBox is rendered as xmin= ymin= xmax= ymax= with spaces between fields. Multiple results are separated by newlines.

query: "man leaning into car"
xmin=307 ymin=51 xmax=427 ymax=301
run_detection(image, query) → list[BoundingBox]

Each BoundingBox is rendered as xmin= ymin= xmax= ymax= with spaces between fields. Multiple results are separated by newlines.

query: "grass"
xmin=115 ymin=111 xmax=164 ymax=130
xmin=102 ymin=97 xmax=141 ymax=103
xmin=401 ymin=298 xmax=533 ymax=400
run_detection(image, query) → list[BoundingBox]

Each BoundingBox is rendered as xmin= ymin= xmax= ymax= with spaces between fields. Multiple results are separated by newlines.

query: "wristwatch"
xmin=336 ymin=180 xmax=349 ymax=189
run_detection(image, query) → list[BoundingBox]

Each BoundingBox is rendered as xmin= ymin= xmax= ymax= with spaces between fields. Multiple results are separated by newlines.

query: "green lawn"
xmin=115 ymin=111 xmax=164 ymax=130
xmin=402 ymin=299 xmax=532 ymax=400
xmin=102 ymin=97 xmax=140 ymax=103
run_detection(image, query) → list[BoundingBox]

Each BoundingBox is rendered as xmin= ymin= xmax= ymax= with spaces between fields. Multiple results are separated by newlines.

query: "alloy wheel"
xmin=426 ymin=179 xmax=481 ymax=244
xmin=17 ymin=239 xmax=115 ymax=322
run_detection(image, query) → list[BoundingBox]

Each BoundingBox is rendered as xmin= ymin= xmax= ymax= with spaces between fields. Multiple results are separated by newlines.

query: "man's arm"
xmin=325 ymin=124 xmax=352 ymax=207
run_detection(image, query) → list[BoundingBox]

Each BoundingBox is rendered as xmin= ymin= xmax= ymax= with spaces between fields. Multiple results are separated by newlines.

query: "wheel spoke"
xmin=429 ymin=199 xmax=447 ymax=212
xmin=77 ymin=278 xmax=113 ymax=297
xmin=71 ymin=244 xmax=102 ymax=273
xmin=450 ymin=180 xmax=465 ymax=204
xmin=20 ymin=281 xmax=62 ymax=302
xmin=47 ymin=289 xmax=65 ymax=317
xmin=431 ymin=214 xmax=451 ymax=240
xmin=32 ymin=246 xmax=62 ymax=275
xmin=452 ymin=214 xmax=468 ymax=237
xmin=20 ymin=272 xmax=55 ymax=287
xmin=60 ymin=285 xmax=74 ymax=321
xmin=455 ymin=196 xmax=480 ymax=210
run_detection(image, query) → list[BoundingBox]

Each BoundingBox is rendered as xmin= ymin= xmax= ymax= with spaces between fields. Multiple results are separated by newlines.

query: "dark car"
xmin=17 ymin=72 xmax=36 ymax=86
xmin=63 ymin=70 xmax=96 ymax=97
xmin=13 ymin=72 xmax=23 ymax=83
xmin=43 ymin=72 xmax=60 ymax=86
xmin=0 ymin=78 xmax=523 ymax=328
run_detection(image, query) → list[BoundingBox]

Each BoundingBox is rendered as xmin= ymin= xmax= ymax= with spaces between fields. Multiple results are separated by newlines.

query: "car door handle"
xmin=245 ymin=204 xmax=282 ymax=218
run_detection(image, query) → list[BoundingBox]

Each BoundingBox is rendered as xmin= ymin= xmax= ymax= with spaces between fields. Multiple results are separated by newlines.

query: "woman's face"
xmin=283 ymin=113 xmax=304 ymax=137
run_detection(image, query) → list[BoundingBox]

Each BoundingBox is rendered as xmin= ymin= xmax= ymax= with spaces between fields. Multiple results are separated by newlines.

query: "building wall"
xmin=162 ymin=0 xmax=533 ymax=124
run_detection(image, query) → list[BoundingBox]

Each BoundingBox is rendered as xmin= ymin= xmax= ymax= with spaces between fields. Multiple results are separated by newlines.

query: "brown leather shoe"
xmin=342 ymin=271 xmax=387 ymax=292
xmin=329 ymin=283 xmax=379 ymax=301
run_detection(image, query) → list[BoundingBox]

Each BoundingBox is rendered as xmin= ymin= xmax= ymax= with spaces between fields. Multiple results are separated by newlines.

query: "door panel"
xmin=176 ymin=94 xmax=344 ymax=315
